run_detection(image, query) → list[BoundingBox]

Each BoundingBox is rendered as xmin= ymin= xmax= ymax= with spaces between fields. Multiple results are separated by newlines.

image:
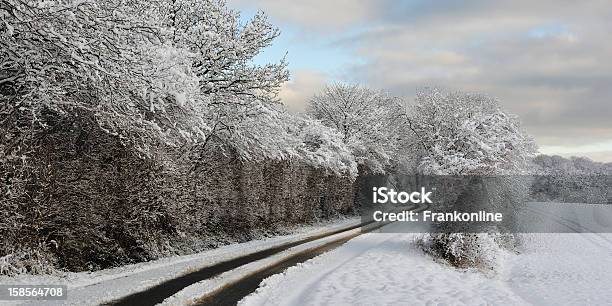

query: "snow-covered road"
xmin=239 ymin=206 xmax=612 ymax=306
xmin=0 ymin=218 xmax=361 ymax=306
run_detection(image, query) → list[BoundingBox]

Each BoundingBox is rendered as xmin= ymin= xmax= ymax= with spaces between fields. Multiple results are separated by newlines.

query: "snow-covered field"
xmin=509 ymin=233 xmax=612 ymax=305
xmin=0 ymin=218 xmax=359 ymax=306
xmin=240 ymin=227 xmax=612 ymax=305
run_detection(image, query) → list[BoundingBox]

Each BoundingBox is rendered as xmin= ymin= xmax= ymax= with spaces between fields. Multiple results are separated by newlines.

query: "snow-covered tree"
xmin=408 ymin=88 xmax=537 ymax=175
xmin=166 ymin=0 xmax=288 ymax=101
xmin=152 ymin=0 xmax=292 ymax=169
xmin=286 ymin=113 xmax=358 ymax=177
xmin=0 ymin=0 xmax=293 ymax=165
xmin=0 ymin=0 xmax=215 ymax=158
xmin=307 ymin=83 xmax=406 ymax=173
xmin=409 ymin=88 xmax=538 ymax=270
xmin=205 ymin=101 xmax=358 ymax=177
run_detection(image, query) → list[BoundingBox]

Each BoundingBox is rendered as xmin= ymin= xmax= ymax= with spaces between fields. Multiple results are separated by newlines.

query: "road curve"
xmin=103 ymin=216 xmax=391 ymax=305
xmin=193 ymin=204 xmax=429 ymax=306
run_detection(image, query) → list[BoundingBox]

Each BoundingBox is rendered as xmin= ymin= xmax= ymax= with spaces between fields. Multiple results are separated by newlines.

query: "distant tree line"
xmin=531 ymin=155 xmax=612 ymax=204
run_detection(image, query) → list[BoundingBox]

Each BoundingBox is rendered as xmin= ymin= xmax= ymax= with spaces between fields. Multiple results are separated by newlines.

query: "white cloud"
xmin=336 ymin=2 xmax=612 ymax=159
xmin=278 ymin=70 xmax=328 ymax=112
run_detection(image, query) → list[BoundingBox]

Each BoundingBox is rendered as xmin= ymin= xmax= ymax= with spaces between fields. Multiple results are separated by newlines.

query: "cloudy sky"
xmin=229 ymin=0 xmax=612 ymax=162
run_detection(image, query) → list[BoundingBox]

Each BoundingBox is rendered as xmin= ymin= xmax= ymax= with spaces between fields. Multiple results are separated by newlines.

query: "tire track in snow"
xmin=284 ymin=232 xmax=402 ymax=306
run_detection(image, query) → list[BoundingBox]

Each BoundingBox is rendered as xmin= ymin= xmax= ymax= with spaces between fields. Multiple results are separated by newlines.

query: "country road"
xmin=104 ymin=220 xmax=372 ymax=306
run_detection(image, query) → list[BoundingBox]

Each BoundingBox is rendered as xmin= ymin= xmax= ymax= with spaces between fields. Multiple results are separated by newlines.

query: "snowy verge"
xmin=0 ymin=218 xmax=359 ymax=306
xmin=238 ymin=232 xmax=527 ymax=306
xmin=159 ymin=222 xmax=385 ymax=306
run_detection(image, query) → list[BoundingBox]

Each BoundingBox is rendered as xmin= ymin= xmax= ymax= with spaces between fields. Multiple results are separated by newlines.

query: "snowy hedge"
xmin=0 ymin=0 xmax=358 ymax=274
